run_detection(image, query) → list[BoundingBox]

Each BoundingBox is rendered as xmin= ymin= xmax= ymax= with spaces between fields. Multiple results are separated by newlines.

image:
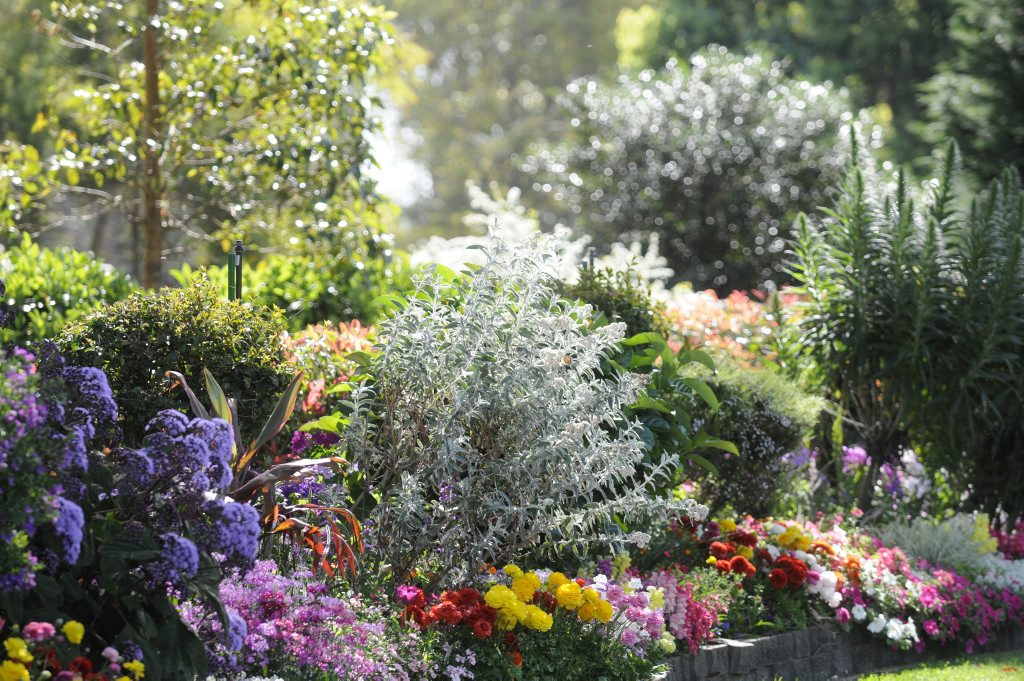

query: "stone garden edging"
xmin=658 ymin=623 xmax=1024 ymax=681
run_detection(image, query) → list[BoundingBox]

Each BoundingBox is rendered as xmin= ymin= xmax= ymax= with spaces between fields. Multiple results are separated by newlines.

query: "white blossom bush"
xmin=345 ymin=233 xmax=706 ymax=585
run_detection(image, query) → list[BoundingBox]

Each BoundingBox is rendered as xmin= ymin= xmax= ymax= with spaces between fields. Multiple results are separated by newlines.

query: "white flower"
xmin=626 ymin=531 xmax=651 ymax=549
xmin=769 ymin=523 xmax=787 ymax=536
xmin=852 ymin=604 xmax=867 ymax=622
xmin=828 ymin=591 xmax=843 ymax=608
xmin=868 ymin=614 xmax=887 ymax=634
xmin=885 ymin=618 xmax=904 ymax=641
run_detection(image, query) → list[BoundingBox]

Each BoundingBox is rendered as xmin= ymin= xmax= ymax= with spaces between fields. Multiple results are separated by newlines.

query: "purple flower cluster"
xmin=153 ymin=533 xmax=199 ymax=585
xmin=53 ymin=496 xmax=85 ymax=565
xmin=179 ymin=559 xmax=427 ymax=678
xmin=290 ymin=429 xmax=341 ymax=456
xmin=140 ymin=410 xmax=234 ymax=493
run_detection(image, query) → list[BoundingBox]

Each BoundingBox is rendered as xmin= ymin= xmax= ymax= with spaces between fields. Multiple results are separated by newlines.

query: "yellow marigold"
xmin=3 ymin=638 xmax=32 ymax=663
xmin=582 ymin=587 xmax=601 ymax=605
xmin=124 ymin=660 xmax=146 ymax=679
xmin=718 ymin=518 xmax=737 ymax=533
xmin=0 ymin=661 xmax=29 ymax=681
xmin=578 ymin=602 xmax=598 ymax=621
xmin=503 ymin=564 xmax=524 ymax=579
xmin=794 ymin=535 xmax=812 ymax=552
xmin=737 ymin=545 xmax=754 ymax=560
xmin=523 ymin=605 xmax=553 ymax=632
xmin=484 ymin=585 xmax=518 ymax=611
xmin=62 ymin=620 xmax=85 ymax=645
xmin=595 ymin=599 xmax=614 ymax=623
xmin=547 ymin=571 xmax=570 ymax=590
xmin=555 ymin=582 xmax=584 ymax=610
xmin=706 ymin=556 xmax=718 ymax=565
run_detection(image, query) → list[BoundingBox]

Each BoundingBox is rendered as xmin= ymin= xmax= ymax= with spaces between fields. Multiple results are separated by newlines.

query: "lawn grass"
xmin=856 ymin=650 xmax=1024 ymax=680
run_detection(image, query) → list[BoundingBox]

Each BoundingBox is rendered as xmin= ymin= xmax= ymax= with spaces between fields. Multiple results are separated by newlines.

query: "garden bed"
xmin=662 ymin=624 xmax=1024 ymax=681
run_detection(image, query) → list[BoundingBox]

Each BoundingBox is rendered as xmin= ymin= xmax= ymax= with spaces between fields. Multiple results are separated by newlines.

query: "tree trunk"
xmin=141 ymin=0 xmax=163 ymax=288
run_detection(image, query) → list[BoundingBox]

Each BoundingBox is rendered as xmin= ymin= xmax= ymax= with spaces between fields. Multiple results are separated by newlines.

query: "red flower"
xmin=730 ymin=530 xmax=758 ymax=548
xmin=69 ymin=657 xmax=94 ymax=675
xmin=471 ymin=617 xmax=493 ymax=639
xmin=512 ymin=651 xmax=523 ymax=666
xmin=729 ymin=556 xmax=756 ymax=577
xmin=715 ymin=560 xmax=732 ymax=574
xmin=758 ymin=548 xmax=773 ymax=562
xmin=429 ymin=601 xmax=463 ymax=626
xmin=402 ymin=605 xmax=429 ymax=628
xmin=443 ymin=588 xmax=481 ymax=608
xmin=775 ymin=556 xmax=809 ymax=587
xmin=533 ymin=591 xmax=557 ymax=612
xmin=769 ymin=568 xmax=789 ymax=589
xmin=710 ymin=541 xmax=736 ymax=559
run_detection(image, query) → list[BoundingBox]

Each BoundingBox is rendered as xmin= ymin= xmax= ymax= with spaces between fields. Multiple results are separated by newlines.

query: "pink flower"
xmin=101 ymin=647 xmax=120 ymax=662
xmin=621 ymin=628 xmax=640 ymax=647
xmin=923 ymin=620 xmax=939 ymax=636
xmin=22 ymin=621 xmax=56 ymax=640
xmin=919 ymin=585 xmax=939 ymax=609
xmin=836 ymin=608 xmax=851 ymax=624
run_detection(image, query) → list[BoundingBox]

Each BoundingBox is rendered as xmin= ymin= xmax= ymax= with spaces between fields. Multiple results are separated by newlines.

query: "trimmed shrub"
xmin=0 ymin=233 xmax=137 ymax=344
xmin=58 ymin=276 xmax=292 ymax=444
xmin=559 ymin=265 xmax=671 ymax=339
xmin=686 ymin=357 xmax=821 ymax=516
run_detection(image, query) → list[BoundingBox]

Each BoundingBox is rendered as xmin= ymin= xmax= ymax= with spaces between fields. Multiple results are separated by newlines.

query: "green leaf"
xmin=681 ymin=377 xmax=719 ymax=410
xmin=203 ymin=368 xmax=232 ymax=422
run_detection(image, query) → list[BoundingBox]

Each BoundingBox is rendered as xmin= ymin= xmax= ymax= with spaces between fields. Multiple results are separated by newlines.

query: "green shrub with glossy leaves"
xmin=0 ymin=233 xmax=137 ymax=344
xmin=559 ymin=265 xmax=671 ymax=339
xmin=684 ymin=356 xmax=822 ymax=516
xmin=57 ymin=276 xmax=292 ymax=445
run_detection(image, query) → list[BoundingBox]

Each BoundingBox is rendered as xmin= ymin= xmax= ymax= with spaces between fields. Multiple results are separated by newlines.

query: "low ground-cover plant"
xmin=0 ymin=233 xmax=137 ymax=345
xmin=58 ymin=276 xmax=292 ymax=444
xmin=341 ymin=234 xmax=707 ymax=588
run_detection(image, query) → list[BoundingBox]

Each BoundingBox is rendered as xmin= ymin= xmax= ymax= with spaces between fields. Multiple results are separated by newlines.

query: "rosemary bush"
xmin=344 ymin=234 xmax=707 ymax=586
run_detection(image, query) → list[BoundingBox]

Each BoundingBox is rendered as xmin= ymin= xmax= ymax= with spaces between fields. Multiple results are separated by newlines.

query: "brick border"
xmin=659 ymin=623 xmax=1024 ymax=680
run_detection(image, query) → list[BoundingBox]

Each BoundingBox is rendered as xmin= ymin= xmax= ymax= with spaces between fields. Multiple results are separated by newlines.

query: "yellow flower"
xmin=595 ymin=599 xmax=614 ymax=623
xmin=3 ymin=638 xmax=32 ymax=663
xmin=503 ymin=564 xmax=524 ymax=579
xmin=718 ymin=518 xmax=737 ymax=533
xmin=582 ymin=587 xmax=601 ymax=605
xmin=484 ymin=585 xmax=518 ymax=611
xmin=523 ymin=605 xmax=553 ymax=632
xmin=737 ymin=545 xmax=754 ymax=560
xmin=505 ymin=600 xmax=529 ymax=623
xmin=555 ymin=582 xmax=584 ymax=610
xmin=62 ymin=620 xmax=85 ymax=645
xmin=115 ymin=678 xmax=132 ymax=681
xmin=547 ymin=572 xmax=570 ymax=590
xmin=123 ymin=660 xmax=146 ymax=679
xmin=511 ymin=573 xmax=541 ymax=602
xmin=795 ymin=535 xmax=812 ymax=552
xmin=0 ymin=661 xmax=29 ymax=681
xmin=658 ymin=632 xmax=677 ymax=654
xmin=706 ymin=556 xmax=718 ymax=565
xmin=647 ymin=586 xmax=665 ymax=610
xmin=578 ymin=602 xmax=598 ymax=621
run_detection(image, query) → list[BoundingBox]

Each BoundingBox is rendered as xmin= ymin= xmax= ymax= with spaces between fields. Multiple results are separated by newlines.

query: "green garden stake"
xmin=227 ymin=247 xmax=236 ymax=300
xmin=234 ymin=240 xmax=244 ymax=300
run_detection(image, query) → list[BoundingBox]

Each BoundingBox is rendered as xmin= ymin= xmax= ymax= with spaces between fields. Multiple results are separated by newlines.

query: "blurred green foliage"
xmin=615 ymin=0 xmax=957 ymax=166
xmin=172 ymin=233 xmax=411 ymax=330
xmin=391 ymin=0 xmax=629 ymax=240
xmin=919 ymin=0 xmax=1024 ymax=184
xmin=529 ymin=47 xmax=855 ymax=292
xmin=0 ymin=232 xmax=137 ymax=344
xmin=58 ymin=276 xmax=292 ymax=445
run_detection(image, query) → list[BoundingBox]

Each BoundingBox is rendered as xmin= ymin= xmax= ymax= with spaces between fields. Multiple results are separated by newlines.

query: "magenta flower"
xmin=22 ymin=621 xmax=56 ymax=640
xmin=923 ymin=620 xmax=939 ymax=636
xmin=836 ymin=608 xmax=851 ymax=624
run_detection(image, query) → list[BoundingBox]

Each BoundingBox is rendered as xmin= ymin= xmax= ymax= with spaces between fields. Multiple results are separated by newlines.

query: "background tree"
xmin=919 ymin=0 xmax=1024 ymax=184
xmin=389 ymin=0 xmax=633 ymax=240
xmin=615 ymin=0 xmax=956 ymax=167
xmin=2 ymin=0 xmax=396 ymax=286
xmin=526 ymin=47 xmax=861 ymax=292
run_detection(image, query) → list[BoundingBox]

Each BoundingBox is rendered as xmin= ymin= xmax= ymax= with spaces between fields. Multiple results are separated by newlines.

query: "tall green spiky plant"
xmin=787 ymin=133 xmax=1024 ymax=513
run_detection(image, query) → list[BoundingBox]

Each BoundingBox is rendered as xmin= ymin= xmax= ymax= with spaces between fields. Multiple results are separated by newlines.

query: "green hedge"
xmin=0 ymin=233 xmax=137 ymax=344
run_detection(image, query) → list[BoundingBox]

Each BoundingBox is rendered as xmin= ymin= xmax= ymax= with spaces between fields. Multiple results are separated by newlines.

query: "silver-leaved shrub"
xmin=344 ymin=233 xmax=707 ymax=585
